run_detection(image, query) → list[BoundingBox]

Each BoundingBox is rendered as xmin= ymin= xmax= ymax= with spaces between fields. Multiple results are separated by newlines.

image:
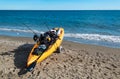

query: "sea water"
xmin=0 ymin=10 xmax=120 ymax=48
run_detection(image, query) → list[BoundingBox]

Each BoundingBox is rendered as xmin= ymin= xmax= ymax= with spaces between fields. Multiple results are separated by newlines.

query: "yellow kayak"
xmin=26 ymin=28 xmax=64 ymax=71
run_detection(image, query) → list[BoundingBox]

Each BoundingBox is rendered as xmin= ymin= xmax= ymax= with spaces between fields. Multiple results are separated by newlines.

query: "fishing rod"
xmin=43 ymin=21 xmax=51 ymax=31
xmin=22 ymin=23 xmax=37 ymax=35
xmin=16 ymin=18 xmax=38 ymax=35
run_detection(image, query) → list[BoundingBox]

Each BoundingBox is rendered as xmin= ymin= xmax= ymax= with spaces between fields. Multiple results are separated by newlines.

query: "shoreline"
xmin=1 ymin=35 xmax=120 ymax=49
xmin=1 ymin=35 xmax=120 ymax=50
xmin=0 ymin=35 xmax=120 ymax=79
xmin=0 ymin=26 xmax=120 ymax=48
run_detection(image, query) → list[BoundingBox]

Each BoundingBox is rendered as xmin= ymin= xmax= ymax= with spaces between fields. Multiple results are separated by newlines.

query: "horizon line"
xmin=0 ymin=9 xmax=120 ymax=11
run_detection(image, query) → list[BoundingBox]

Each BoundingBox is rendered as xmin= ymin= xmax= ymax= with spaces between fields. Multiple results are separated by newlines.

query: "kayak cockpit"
xmin=32 ymin=44 xmax=47 ymax=55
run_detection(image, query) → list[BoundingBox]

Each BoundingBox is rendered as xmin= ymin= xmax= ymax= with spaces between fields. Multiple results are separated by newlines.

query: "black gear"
xmin=33 ymin=34 xmax=39 ymax=42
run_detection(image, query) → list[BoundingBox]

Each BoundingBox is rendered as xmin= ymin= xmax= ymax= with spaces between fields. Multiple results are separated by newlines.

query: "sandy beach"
xmin=0 ymin=35 xmax=120 ymax=79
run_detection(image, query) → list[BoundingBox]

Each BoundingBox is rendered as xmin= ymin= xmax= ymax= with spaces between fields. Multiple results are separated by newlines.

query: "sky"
xmin=0 ymin=0 xmax=120 ymax=10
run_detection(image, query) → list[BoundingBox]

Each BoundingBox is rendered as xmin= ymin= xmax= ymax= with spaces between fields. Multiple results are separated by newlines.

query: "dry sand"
xmin=0 ymin=35 xmax=120 ymax=79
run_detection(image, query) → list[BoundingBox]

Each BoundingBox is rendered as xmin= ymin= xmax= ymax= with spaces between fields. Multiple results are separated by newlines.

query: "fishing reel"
xmin=33 ymin=34 xmax=39 ymax=42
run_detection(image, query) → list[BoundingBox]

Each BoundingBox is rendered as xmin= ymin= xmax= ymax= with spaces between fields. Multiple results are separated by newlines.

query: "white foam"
xmin=65 ymin=33 xmax=120 ymax=43
xmin=0 ymin=28 xmax=44 ymax=34
xmin=0 ymin=28 xmax=120 ymax=43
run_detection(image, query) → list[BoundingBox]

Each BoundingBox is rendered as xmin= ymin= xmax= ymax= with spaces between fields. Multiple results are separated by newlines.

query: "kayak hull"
xmin=27 ymin=28 xmax=64 ymax=67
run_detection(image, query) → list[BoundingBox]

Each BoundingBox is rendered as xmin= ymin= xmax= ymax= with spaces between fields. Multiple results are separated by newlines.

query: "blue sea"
xmin=0 ymin=10 xmax=120 ymax=48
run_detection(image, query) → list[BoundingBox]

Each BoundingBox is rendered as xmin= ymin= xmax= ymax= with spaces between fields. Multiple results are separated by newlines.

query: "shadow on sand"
xmin=12 ymin=43 xmax=34 ymax=75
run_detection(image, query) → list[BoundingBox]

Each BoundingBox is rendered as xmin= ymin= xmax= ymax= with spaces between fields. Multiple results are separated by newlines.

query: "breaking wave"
xmin=65 ymin=33 xmax=120 ymax=43
xmin=0 ymin=28 xmax=43 ymax=33
xmin=0 ymin=28 xmax=120 ymax=43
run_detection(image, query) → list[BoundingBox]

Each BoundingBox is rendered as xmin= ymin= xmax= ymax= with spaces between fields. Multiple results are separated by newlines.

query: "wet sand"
xmin=0 ymin=35 xmax=120 ymax=79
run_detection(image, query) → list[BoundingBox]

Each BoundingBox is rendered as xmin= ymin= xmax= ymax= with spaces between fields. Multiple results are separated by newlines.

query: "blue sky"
xmin=0 ymin=0 xmax=120 ymax=10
